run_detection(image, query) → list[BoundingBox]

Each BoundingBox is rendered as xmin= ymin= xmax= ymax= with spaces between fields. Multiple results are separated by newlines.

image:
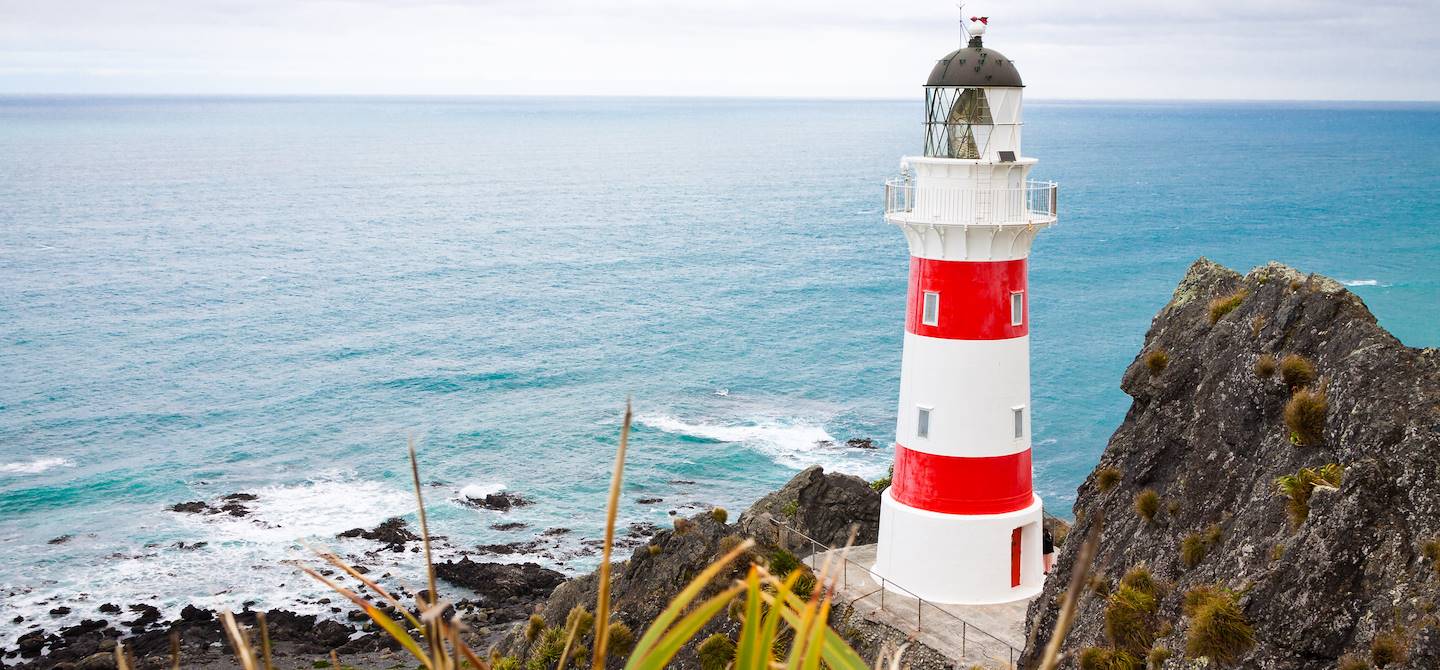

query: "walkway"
xmin=804 ymin=544 xmax=1033 ymax=669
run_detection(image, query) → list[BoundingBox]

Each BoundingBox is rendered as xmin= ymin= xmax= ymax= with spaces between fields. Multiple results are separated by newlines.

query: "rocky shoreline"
xmin=6 ymin=442 xmax=890 ymax=669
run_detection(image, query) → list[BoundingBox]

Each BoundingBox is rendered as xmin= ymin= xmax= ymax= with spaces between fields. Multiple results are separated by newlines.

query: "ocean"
xmin=1 ymin=96 xmax=1437 ymax=640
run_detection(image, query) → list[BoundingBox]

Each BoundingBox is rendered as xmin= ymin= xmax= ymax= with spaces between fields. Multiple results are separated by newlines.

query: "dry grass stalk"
xmin=1033 ymin=513 xmax=1104 ymax=670
xmin=591 ymin=399 xmax=632 ymax=669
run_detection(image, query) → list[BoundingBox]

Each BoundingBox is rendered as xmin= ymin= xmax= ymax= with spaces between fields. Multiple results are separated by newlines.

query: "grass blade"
xmin=592 ymin=400 xmax=632 ymax=670
xmin=628 ymin=538 xmax=755 ymax=660
xmin=300 ymin=565 xmax=435 ymax=668
xmin=257 ymin=612 xmax=275 ymax=670
xmin=220 ymin=610 xmax=259 ymax=670
xmin=734 ymin=567 xmax=766 ymax=670
xmin=625 ymin=583 xmax=745 ymax=670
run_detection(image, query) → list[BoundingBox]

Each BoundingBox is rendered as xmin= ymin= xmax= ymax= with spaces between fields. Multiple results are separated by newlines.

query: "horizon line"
xmin=2 ymin=93 xmax=1439 ymax=105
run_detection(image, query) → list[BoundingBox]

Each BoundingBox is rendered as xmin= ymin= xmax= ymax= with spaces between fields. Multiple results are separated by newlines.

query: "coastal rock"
xmin=491 ymin=521 xmax=528 ymax=531
xmin=844 ymin=437 xmax=877 ymax=449
xmin=122 ymin=604 xmax=160 ymax=629
xmin=461 ymin=491 xmax=532 ymax=511
xmin=337 ymin=516 xmax=419 ymax=551
xmin=48 ymin=534 xmax=73 ymax=545
xmin=635 ymin=497 xmax=663 ymax=504
xmin=736 ymin=465 xmax=881 ymax=556
xmin=167 ymin=501 xmax=211 ymax=514
xmin=1021 ymin=259 xmax=1440 ymax=669
xmin=435 ymin=558 xmax=565 ymax=604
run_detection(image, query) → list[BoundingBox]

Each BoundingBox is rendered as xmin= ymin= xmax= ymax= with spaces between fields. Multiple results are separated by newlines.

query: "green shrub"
xmin=769 ymin=548 xmax=801 ymax=577
xmin=1106 ymin=585 xmax=1160 ymax=653
xmin=1275 ymin=463 xmax=1343 ymax=528
xmin=1183 ymin=587 xmax=1255 ymax=666
xmin=1096 ymin=466 xmax=1122 ymax=492
xmin=1279 ymin=354 xmax=1316 ymax=388
xmin=1135 ymin=489 xmax=1160 ymax=524
xmin=526 ymin=627 xmax=567 ymax=670
xmin=1119 ymin=565 xmax=1160 ymax=598
xmin=1270 ymin=543 xmax=1286 ymax=562
xmin=792 ymin=570 xmax=818 ymax=598
xmin=697 ymin=633 xmax=736 ymax=670
xmin=647 ymin=544 xmax=662 ymax=556
xmin=1371 ymin=629 xmax=1407 ymax=667
xmin=780 ymin=499 xmax=799 ymax=517
xmin=491 ymin=657 xmax=522 ymax=670
xmin=1254 ymin=353 xmax=1277 ymax=379
xmin=1078 ymin=647 xmax=1141 ymax=670
xmin=605 ymin=621 xmax=635 ymax=658
xmin=710 ymin=507 xmax=728 ymax=524
xmin=1338 ymin=653 xmax=1372 ymax=670
xmin=1181 ymin=524 xmax=1223 ymax=570
xmin=1249 ymin=315 xmax=1266 ymax=338
xmin=871 ymin=464 xmax=893 ymax=492
xmin=1207 ymin=289 xmax=1248 ymax=324
xmin=565 ymin=604 xmax=594 ymax=640
xmin=524 ymin=613 xmax=545 ymax=642
xmin=1143 ymin=349 xmax=1170 ymax=376
xmin=1147 ymin=645 xmax=1173 ymax=666
xmin=1284 ymin=386 xmax=1328 ymax=446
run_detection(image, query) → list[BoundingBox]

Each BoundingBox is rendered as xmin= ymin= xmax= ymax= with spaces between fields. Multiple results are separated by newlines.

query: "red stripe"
xmin=906 ymin=257 xmax=1027 ymax=340
xmin=890 ymin=444 xmax=1033 ymax=515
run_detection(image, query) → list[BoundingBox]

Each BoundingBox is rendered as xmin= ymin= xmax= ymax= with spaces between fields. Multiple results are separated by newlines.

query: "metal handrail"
xmin=768 ymin=519 xmax=1020 ymax=667
xmin=884 ymin=178 xmax=1057 ymax=227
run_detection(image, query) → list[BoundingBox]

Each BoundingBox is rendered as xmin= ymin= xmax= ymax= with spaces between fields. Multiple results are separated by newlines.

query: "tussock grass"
xmin=696 ymin=633 xmax=736 ymax=670
xmin=1254 ymin=353 xmax=1277 ymax=379
xmin=1119 ymin=565 xmax=1160 ymax=599
xmin=1249 ymin=315 xmax=1266 ymax=338
xmin=709 ymin=507 xmax=728 ymax=524
xmin=525 ymin=614 xmax=546 ymax=642
xmin=1077 ymin=647 xmax=1140 ymax=670
xmin=768 ymin=548 xmax=801 ymax=578
xmin=1422 ymin=538 xmax=1440 ymax=575
xmin=1143 ymin=349 xmax=1170 ymax=377
xmin=1207 ymin=289 xmax=1249 ymax=324
xmin=1182 ymin=586 xmax=1255 ymax=666
xmin=1135 ymin=489 xmax=1160 ymax=524
xmin=1147 ymin=646 xmax=1172 ymax=666
xmin=1096 ymin=467 xmax=1122 ymax=493
xmin=1338 ymin=653 xmax=1372 ymax=670
xmin=1180 ymin=524 xmax=1223 ymax=570
xmin=1285 ymin=386 xmax=1328 ymax=446
xmin=1279 ymin=354 xmax=1316 ymax=388
xmin=1371 ymin=629 xmax=1407 ymax=667
xmin=1105 ymin=584 xmax=1159 ymax=654
xmin=1275 ymin=464 xmax=1343 ymax=528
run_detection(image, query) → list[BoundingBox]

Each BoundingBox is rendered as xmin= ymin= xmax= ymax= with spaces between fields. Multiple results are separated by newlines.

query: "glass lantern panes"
xmin=925 ymin=87 xmax=993 ymax=159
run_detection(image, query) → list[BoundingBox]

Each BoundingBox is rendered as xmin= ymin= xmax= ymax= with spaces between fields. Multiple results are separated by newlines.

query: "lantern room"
xmin=921 ymin=22 xmax=1024 ymax=162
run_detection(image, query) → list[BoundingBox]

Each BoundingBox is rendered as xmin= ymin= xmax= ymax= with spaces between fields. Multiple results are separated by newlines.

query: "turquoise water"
xmin=1 ymin=97 xmax=1437 ymax=637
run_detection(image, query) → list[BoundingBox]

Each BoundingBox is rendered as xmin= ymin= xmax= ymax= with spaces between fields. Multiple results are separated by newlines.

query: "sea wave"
xmin=458 ymin=481 xmax=507 ymax=501
xmin=176 ymin=477 xmax=415 ymax=543
xmin=0 ymin=457 xmax=74 ymax=475
xmin=1341 ymin=279 xmax=1390 ymax=287
xmin=636 ymin=413 xmax=885 ymax=476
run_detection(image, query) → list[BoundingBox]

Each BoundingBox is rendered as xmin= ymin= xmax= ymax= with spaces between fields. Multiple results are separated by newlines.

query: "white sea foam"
xmin=1341 ymin=279 xmax=1389 ymax=287
xmin=0 ymin=457 xmax=74 ymax=475
xmin=637 ymin=413 xmax=885 ymax=477
xmin=459 ymin=481 xmax=507 ymax=500
xmin=178 ymin=477 xmax=414 ymax=543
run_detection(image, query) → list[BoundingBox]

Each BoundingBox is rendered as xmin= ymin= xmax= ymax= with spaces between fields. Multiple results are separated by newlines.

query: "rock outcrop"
xmin=1022 ymin=259 xmax=1440 ymax=669
xmin=736 ymin=465 xmax=881 ymax=556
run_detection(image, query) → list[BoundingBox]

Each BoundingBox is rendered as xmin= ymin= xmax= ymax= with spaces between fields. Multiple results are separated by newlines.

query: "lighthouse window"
xmin=1013 ymin=406 xmax=1025 ymax=439
xmin=922 ymin=291 xmax=940 ymax=326
xmin=1011 ymin=291 xmax=1025 ymax=326
xmin=917 ymin=407 xmax=932 ymax=439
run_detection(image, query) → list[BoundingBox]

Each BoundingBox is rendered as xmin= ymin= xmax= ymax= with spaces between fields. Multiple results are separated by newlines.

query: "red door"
xmin=1010 ymin=528 xmax=1022 ymax=587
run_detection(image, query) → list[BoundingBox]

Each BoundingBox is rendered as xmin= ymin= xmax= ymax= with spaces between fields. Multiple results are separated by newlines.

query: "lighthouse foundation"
xmin=872 ymin=489 xmax=1045 ymax=605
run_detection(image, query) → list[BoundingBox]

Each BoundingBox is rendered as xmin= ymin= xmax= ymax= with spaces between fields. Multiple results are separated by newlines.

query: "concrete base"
xmin=873 ymin=490 xmax=1044 ymax=604
xmin=805 ymin=544 xmax=1034 ymax=668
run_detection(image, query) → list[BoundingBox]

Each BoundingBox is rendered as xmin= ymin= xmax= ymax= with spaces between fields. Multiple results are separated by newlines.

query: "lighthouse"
xmin=872 ymin=16 xmax=1058 ymax=605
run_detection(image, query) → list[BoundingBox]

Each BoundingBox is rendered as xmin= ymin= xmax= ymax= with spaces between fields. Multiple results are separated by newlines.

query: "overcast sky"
xmin=1 ymin=0 xmax=1437 ymax=100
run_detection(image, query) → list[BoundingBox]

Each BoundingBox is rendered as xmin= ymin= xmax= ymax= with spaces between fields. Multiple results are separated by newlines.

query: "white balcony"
xmin=885 ymin=179 xmax=1058 ymax=228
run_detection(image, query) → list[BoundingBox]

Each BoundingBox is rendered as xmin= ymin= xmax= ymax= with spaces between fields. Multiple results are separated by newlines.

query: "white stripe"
xmin=895 ymin=333 xmax=1031 ymax=458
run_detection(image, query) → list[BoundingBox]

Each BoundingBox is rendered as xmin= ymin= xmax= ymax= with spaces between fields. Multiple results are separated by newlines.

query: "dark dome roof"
xmin=926 ymin=40 xmax=1023 ymax=88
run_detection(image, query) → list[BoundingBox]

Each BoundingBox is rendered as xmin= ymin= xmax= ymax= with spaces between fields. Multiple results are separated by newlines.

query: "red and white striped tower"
xmin=872 ymin=17 xmax=1058 ymax=605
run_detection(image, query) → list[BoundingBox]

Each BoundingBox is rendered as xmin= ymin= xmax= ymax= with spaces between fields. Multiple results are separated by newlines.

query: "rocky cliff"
xmin=1022 ymin=259 xmax=1440 ymax=669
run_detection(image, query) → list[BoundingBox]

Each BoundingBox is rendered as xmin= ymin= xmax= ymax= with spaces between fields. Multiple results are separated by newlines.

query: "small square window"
xmin=917 ymin=407 xmax=932 ymax=439
xmin=922 ymin=291 xmax=940 ymax=326
xmin=1012 ymin=406 xmax=1025 ymax=439
xmin=1011 ymin=291 xmax=1025 ymax=327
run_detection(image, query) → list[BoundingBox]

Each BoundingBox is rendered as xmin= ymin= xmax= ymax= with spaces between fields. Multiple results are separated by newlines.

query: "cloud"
xmin=0 ymin=0 xmax=1435 ymax=99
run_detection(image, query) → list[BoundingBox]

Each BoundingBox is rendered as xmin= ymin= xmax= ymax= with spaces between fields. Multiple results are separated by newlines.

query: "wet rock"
xmin=490 ymin=521 xmax=528 ymax=531
xmin=171 ymin=541 xmax=207 ymax=551
xmin=669 ymin=479 xmax=697 ymax=485
xmin=122 ymin=604 xmax=160 ymax=629
xmin=337 ymin=516 xmax=419 ymax=551
xmin=463 ymin=491 xmax=532 ymax=511
xmin=178 ymin=605 xmax=212 ymax=622
xmin=167 ymin=501 xmax=211 ymax=514
xmin=540 ymin=527 xmax=570 ymax=536
xmin=435 ymin=558 xmax=565 ymax=602
xmin=49 ymin=607 xmax=71 ymax=618
xmin=844 ymin=437 xmax=877 ymax=449
xmin=74 ymin=653 xmax=116 ymax=670
xmin=97 ymin=604 xmax=120 ymax=614
xmin=635 ymin=497 xmax=663 ymax=504
xmin=48 ymin=535 xmax=74 ymax=545
xmin=17 ymin=630 xmax=46 ymax=657
xmin=218 ymin=502 xmax=251 ymax=517
xmin=222 ymin=492 xmax=258 ymax=502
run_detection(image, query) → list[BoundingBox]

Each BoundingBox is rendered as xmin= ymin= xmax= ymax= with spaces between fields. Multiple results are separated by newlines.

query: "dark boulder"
xmin=167 ymin=501 xmax=211 ymax=514
xmin=736 ymin=465 xmax=881 ymax=556
xmin=844 ymin=437 xmax=877 ymax=449
xmin=435 ymin=558 xmax=565 ymax=602
xmin=337 ymin=516 xmax=419 ymax=551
